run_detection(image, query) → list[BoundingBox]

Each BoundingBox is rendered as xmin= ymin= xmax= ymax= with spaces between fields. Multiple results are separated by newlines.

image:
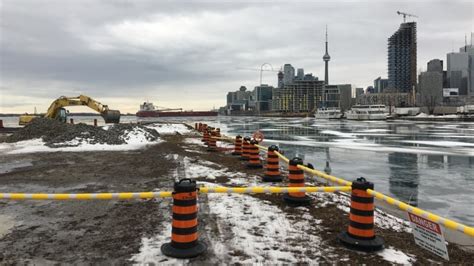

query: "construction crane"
xmin=237 ymin=63 xmax=280 ymax=85
xmin=397 ymin=11 xmax=418 ymax=23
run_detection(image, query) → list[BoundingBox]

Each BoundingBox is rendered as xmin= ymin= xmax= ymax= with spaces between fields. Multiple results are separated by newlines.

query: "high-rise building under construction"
xmin=387 ymin=22 xmax=417 ymax=92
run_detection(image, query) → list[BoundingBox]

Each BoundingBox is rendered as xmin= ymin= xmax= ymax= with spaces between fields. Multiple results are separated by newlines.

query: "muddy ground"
xmin=0 ymin=133 xmax=473 ymax=264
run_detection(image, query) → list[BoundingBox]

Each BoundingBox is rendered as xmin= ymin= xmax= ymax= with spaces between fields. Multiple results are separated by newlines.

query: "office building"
xmin=374 ymin=77 xmax=389 ymax=93
xmin=283 ymin=64 xmax=295 ymax=85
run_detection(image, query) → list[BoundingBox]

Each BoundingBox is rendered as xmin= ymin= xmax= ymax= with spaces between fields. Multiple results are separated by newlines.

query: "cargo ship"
xmin=136 ymin=102 xmax=218 ymax=117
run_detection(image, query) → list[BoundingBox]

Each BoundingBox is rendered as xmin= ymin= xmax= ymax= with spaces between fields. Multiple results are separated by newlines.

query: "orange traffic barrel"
xmin=247 ymin=139 xmax=262 ymax=168
xmin=263 ymin=145 xmax=282 ymax=182
xmin=161 ymin=179 xmax=207 ymax=258
xmin=207 ymin=130 xmax=217 ymax=152
xmin=231 ymin=135 xmax=242 ymax=156
xmin=240 ymin=136 xmax=251 ymax=161
xmin=202 ymin=129 xmax=210 ymax=144
xmin=283 ymin=157 xmax=311 ymax=206
xmin=339 ymin=177 xmax=384 ymax=251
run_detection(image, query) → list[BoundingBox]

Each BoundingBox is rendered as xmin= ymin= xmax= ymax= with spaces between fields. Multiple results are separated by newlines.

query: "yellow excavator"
xmin=19 ymin=95 xmax=121 ymax=125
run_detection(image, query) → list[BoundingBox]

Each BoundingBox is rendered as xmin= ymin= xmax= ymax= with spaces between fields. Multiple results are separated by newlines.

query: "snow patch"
xmin=146 ymin=123 xmax=191 ymax=135
xmin=378 ymin=246 xmax=415 ymax=264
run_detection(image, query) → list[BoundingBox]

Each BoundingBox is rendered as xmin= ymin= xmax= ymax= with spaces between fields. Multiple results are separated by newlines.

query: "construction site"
xmin=1 ymin=115 xmax=474 ymax=264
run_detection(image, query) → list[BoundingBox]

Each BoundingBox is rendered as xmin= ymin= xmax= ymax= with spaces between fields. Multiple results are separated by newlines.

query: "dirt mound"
xmin=5 ymin=118 xmax=160 ymax=147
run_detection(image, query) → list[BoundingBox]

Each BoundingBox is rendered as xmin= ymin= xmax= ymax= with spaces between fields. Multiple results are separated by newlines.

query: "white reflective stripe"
xmin=421 ymin=212 xmax=429 ymax=219
xmin=281 ymin=188 xmax=288 ymax=193
xmin=111 ymin=193 xmax=120 ymax=199
xmin=263 ymin=187 xmax=272 ymax=193
xmin=298 ymin=188 xmax=305 ymax=192
xmin=69 ymin=194 xmax=77 ymax=199
xmin=3 ymin=194 xmax=10 ymax=199
xmin=47 ymin=194 xmax=55 ymax=199
xmin=90 ymin=194 xmax=98 ymax=199
xmin=456 ymin=223 xmax=465 ymax=231
xmin=407 ymin=206 xmax=414 ymax=212
xmin=207 ymin=188 xmax=215 ymax=193
xmin=25 ymin=194 xmax=33 ymax=199
xmin=133 ymin=193 xmax=142 ymax=199
xmin=245 ymin=188 xmax=253 ymax=193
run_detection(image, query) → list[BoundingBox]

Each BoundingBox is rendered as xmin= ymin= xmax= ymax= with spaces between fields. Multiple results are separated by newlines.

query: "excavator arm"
xmin=19 ymin=95 xmax=121 ymax=125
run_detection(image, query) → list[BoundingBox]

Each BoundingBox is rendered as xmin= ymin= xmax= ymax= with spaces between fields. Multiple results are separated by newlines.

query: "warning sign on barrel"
xmin=408 ymin=212 xmax=449 ymax=260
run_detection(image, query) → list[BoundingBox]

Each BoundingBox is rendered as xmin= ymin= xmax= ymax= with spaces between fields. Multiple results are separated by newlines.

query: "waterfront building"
xmin=253 ymin=84 xmax=274 ymax=113
xmin=387 ymin=22 xmax=417 ymax=92
xmin=447 ymin=45 xmax=474 ymax=96
xmin=355 ymin=87 xmax=364 ymax=98
xmin=283 ymin=64 xmax=295 ymax=85
xmin=322 ymin=84 xmax=352 ymax=111
xmin=277 ymin=71 xmax=284 ymax=89
xmin=418 ymin=59 xmax=444 ymax=111
xmin=374 ymin=77 xmax=389 ymax=93
xmin=296 ymin=68 xmax=305 ymax=80
xmin=226 ymin=86 xmax=254 ymax=114
xmin=272 ymin=74 xmax=324 ymax=113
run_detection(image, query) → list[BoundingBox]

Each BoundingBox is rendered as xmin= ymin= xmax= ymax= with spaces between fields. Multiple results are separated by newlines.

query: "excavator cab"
xmin=57 ymin=108 xmax=67 ymax=123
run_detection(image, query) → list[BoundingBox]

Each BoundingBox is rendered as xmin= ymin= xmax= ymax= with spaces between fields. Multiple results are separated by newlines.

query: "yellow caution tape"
xmin=273 ymin=151 xmax=290 ymax=163
xmin=367 ymin=189 xmax=474 ymax=237
xmin=297 ymin=165 xmax=353 ymax=186
xmin=255 ymin=144 xmax=268 ymax=151
xmin=0 ymin=192 xmax=173 ymax=200
xmin=199 ymin=186 xmax=351 ymax=194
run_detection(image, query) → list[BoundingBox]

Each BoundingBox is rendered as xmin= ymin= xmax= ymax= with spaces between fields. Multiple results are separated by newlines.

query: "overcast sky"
xmin=0 ymin=0 xmax=472 ymax=113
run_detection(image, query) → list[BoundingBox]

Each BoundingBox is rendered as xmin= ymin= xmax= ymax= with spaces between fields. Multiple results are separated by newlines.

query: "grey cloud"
xmin=1 ymin=0 xmax=473 ymax=112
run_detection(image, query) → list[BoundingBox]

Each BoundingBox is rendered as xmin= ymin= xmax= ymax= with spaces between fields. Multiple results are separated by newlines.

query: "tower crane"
xmin=397 ymin=11 xmax=418 ymax=23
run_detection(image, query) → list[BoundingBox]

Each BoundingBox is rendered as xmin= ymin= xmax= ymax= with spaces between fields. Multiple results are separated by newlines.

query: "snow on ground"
xmin=378 ymin=246 xmax=416 ymax=264
xmin=183 ymin=157 xmax=246 ymax=180
xmin=184 ymin=138 xmax=206 ymax=147
xmin=146 ymin=123 xmax=191 ymax=135
xmin=205 ymin=188 xmax=323 ymax=263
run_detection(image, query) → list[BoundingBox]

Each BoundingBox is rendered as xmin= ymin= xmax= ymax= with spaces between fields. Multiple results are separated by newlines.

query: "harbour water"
xmin=2 ymin=115 xmax=474 ymax=226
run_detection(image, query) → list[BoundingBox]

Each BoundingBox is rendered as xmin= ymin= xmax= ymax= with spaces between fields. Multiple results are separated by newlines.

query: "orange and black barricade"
xmin=263 ymin=145 xmax=282 ymax=182
xmin=231 ymin=135 xmax=243 ymax=156
xmin=339 ymin=177 xmax=384 ymax=252
xmin=207 ymin=130 xmax=217 ymax=152
xmin=283 ymin=157 xmax=311 ymax=206
xmin=202 ymin=128 xmax=210 ymax=144
xmin=247 ymin=139 xmax=262 ymax=168
xmin=194 ymin=123 xmax=198 ymax=130
xmin=198 ymin=123 xmax=203 ymax=132
xmin=161 ymin=179 xmax=206 ymax=258
xmin=240 ymin=136 xmax=251 ymax=161
xmin=216 ymin=128 xmax=221 ymax=138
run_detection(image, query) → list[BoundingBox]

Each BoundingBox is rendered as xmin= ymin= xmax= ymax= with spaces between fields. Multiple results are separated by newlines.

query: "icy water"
xmin=2 ymin=115 xmax=474 ymax=225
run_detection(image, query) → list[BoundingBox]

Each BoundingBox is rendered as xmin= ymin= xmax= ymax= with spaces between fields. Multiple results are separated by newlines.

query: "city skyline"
xmin=1 ymin=0 xmax=472 ymax=113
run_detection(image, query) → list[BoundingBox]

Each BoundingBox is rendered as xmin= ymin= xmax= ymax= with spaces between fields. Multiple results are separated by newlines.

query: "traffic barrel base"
xmin=283 ymin=193 xmax=311 ymax=206
xmin=338 ymin=232 xmax=384 ymax=252
xmin=262 ymin=175 xmax=282 ymax=182
xmin=338 ymin=177 xmax=384 ymax=252
xmin=161 ymin=242 xmax=207 ymax=259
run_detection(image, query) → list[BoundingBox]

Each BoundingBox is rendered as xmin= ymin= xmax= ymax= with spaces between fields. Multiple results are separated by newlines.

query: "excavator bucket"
xmin=102 ymin=110 xmax=121 ymax=124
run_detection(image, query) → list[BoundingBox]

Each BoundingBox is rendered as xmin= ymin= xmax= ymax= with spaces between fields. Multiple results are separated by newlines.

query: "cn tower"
xmin=323 ymin=25 xmax=330 ymax=85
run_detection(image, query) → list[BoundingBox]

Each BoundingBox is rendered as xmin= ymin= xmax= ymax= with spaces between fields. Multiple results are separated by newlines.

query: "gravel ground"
xmin=5 ymin=118 xmax=159 ymax=147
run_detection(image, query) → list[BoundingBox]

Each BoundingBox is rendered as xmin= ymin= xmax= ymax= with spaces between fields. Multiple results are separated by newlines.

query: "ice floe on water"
xmin=402 ymin=140 xmax=474 ymax=147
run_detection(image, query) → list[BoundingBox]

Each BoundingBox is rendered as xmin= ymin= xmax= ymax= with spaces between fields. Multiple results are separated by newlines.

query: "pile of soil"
xmin=5 ymin=118 xmax=160 ymax=147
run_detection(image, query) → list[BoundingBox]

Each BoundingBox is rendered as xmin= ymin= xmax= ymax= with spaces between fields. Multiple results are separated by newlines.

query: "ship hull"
xmin=136 ymin=111 xmax=218 ymax=117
